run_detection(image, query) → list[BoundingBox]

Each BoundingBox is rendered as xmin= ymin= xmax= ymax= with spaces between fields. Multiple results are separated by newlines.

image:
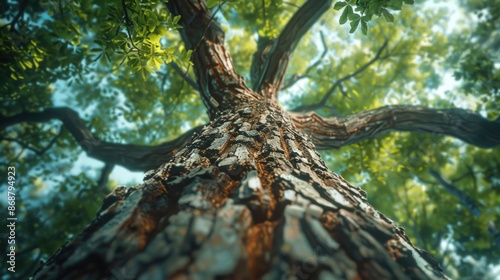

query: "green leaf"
xmin=381 ymin=8 xmax=394 ymax=22
xmin=349 ymin=12 xmax=360 ymax=21
xmin=339 ymin=5 xmax=352 ymax=25
xmin=386 ymin=0 xmax=403 ymax=10
xmin=403 ymin=0 xmax=414 ymax=4
xmin=333 ymin=1 xmax=348 ymax=10
xmin=206 ymin=0 xmax=220 ymax=8
xmin=361 ymin=20 xmax=368 ymax=35
xmin=349 ymin=19 xmax=360 ymax=33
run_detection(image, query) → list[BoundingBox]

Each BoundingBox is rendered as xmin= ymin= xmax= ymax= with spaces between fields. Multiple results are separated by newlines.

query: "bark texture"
xmin=26 ymin=0 xmax=479 ymax=279
xmin=34 ymin=102 xmax=448 ymax=279
xmin=292 ymin=106 xmax=500 ymax=149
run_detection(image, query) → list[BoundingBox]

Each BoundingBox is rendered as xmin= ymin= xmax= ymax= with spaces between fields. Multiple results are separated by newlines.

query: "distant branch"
xmin=292 ymin=105 xmax=500 ymax=149
xmin=488 ymin=221 xmax=500 ymax=248
xmin=1 ymin=127 xmax=63 ymax=156
xmin=97 ymin=163 xmax=115 ymax=194
xmin=281 ymin=31 xmax=329 ymax=91
xmin=429 ymin=170 xmax=481 ymax=217
xmin=169 ymin=62 xmax=199 ymax=90
xmin=0 ymin=0 xmax=29 ymax=32
xmin=253 ymin=0 xmax=333 ymax=102
xmin=291 ymin=40 xmax=388 ymax=113
xmin=0 ymin=107 xmax=204 ymax=171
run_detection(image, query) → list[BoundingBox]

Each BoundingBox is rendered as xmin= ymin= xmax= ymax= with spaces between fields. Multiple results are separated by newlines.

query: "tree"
xmin=1 ymin=0 xmax=499 ymax=279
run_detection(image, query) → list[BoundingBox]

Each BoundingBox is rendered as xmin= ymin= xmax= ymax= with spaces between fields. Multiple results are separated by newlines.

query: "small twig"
xmin=467 ymin=165 xmax=478 ymax=191
xmin=121 ymin=0 xmax=140 ymax=51
xmin=168 ymin=62 xmax=199 ymax=90
xmin=1 ymin=127 xmax=64 ymax=156
xmin=282 ymin=30 xmax=329 ymax=90
xmin=0 ymin=0 xmax=30 ymax=32
xmin=97 ymin=163 xmax=115 ymax=194
xmin=429 ymin=169 xmax=481 ymax=217
xmin=320 ymin=39 xmax=388 ymax=104
xmin=290 ymin=40 xmax=388 ymax=112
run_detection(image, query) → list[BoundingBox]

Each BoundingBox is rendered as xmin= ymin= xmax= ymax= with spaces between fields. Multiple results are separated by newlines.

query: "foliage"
xmin=333 ymin=0 xmax=414 ymax=34
xmin=0 ymin=0 xmax=499 ymax=279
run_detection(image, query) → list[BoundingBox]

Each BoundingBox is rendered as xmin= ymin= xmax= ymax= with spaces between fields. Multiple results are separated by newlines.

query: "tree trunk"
xmin=34 ymin=101 xmax=448 ymax=279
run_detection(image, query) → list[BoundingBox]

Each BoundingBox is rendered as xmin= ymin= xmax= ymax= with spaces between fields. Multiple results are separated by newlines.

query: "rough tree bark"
xmin=31 ymin=0 xmax=485 ymax=279
xmin=34 ymin=100 xmax=448 ymax=279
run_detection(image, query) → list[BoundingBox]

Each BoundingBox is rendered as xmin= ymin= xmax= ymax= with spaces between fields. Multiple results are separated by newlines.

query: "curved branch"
xmin=292 ymin=105 xmax=500 ymax=149
xmin=0 ymin=107 xmax=203 ymax=171
xmin=253 ymin=0 xmax=333 ymax=102
xmin=166 ymin=0 xmax=261 ymax=117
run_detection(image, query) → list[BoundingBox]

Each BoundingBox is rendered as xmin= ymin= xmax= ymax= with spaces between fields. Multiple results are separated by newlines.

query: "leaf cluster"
xmin=334 ymin=0 xmax=414 ymax=34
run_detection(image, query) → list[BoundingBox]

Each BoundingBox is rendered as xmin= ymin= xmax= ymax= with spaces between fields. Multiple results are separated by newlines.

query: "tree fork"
xmin=34 ymin=102 xmax=448 ymax=279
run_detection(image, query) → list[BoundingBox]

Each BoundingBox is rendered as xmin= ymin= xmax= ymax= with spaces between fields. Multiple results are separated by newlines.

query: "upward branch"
xmin=166 ymin=0 xmax=261 ymax=117
xmin=252 ymin=0 xmax=333 ymax=102
xmin=0 ymin=108 xmax=203 ymax=171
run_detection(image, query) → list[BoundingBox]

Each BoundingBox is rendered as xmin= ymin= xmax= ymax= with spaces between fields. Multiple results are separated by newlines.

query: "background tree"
xmin=1 ymin=0 xmax=499 ymax=279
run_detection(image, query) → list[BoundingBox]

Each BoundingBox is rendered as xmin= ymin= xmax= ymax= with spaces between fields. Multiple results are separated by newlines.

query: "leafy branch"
xmin=0 ymin=0 xmax=29 ymax=32
xmin=93 ymin=0 xmax=187 ymax=79
xmin=333 ymin=0 xmax=415 ymax=34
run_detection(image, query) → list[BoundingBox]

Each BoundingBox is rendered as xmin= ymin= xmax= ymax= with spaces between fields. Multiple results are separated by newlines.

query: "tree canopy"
xmin=1 ymin=0 xmax=499 ymax=278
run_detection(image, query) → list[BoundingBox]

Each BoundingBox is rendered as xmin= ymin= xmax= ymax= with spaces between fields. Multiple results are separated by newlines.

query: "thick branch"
xmin=0 ymin=107 xmax=203 ymax=171
xmin=250 ymin=36 xmax=274 ymax=88
xmin=292 ymin=105 xmax=500 ymax=149
xmin=166 ymin=0 xmax=261 ymax=116
xmin=253 ymin=0 xmax=332 ymax=102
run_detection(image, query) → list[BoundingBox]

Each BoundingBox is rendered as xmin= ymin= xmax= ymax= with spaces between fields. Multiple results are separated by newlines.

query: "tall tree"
xmin=1 ymin=0 xmax=499 ymax=279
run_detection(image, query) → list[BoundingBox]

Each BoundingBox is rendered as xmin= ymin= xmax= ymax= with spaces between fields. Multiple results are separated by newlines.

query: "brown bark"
xmin=33 ymin=101 xmax=448 ymax=279
xmin=24 ymin=0 xmax=494 ymax=279
xmin=166 ymin=0 xmax=262 ymax=117
xmin=293 ymin=105 xmax=500 ymax=149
